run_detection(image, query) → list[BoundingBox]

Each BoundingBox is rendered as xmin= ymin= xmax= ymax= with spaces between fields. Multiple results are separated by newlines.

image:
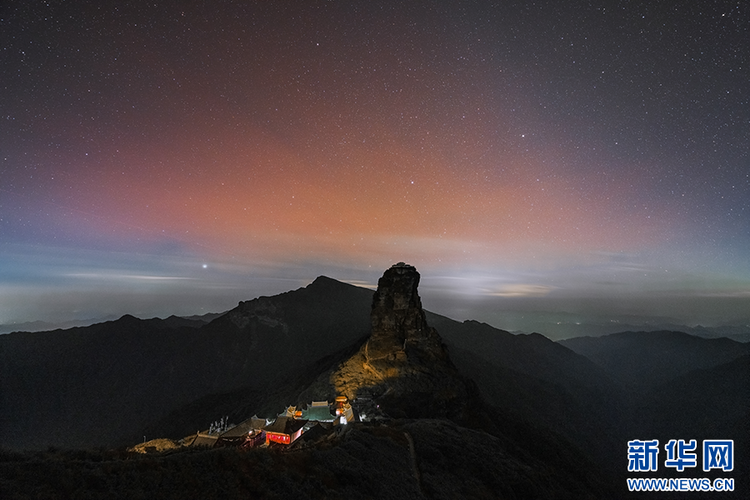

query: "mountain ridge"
xmin=559 ymin=330 xmax=750 ymax=391
xmin=1 ymin=271 xmax=747 ymax=497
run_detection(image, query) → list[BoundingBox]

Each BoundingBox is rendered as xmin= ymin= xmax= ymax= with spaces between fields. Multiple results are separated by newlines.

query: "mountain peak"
xmin=307 ymin=275 xmax=355 ymax=292
xmin=116 ymin=314 xmax=141 ymax=324
xmin=310 ymin=275 xmax=339 ymax=286
xmin=330 ymin=263 xmax=466 ymax=418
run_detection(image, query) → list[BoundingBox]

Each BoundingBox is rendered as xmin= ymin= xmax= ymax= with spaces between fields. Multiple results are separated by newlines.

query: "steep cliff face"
xmin=367 ymin=263 xmax=446 ymax=362
xmin=331 ymin=263 xmax=467 ymax=418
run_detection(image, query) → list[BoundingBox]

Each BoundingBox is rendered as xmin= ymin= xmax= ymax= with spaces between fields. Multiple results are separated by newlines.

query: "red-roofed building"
xmin=264 ymin=416 xmax=307 ymax=445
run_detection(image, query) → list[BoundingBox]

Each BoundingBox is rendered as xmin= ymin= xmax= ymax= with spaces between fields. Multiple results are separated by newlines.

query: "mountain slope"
xmin=635 ymin=354 xmax=750 ymax=440
xmin=559 ymin=330 xmax=750 ymax=390
xmin=424 ymin=314 xmax=627 ymax=471
xmin=429 ymin=315 xmax=617 ymax=396
xmin=0 ymin=277 xmax=373 ymax=450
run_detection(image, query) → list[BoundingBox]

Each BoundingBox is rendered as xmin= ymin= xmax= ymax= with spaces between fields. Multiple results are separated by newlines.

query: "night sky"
xmin=1 ymin=1 xmax=748 ymax=329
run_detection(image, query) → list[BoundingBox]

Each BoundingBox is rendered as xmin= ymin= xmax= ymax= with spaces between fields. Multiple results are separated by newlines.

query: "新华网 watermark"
xmin=627 ymin=439 xmax=734 ymax=492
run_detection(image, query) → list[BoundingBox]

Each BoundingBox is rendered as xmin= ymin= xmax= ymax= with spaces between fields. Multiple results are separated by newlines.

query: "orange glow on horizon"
xmin=57 ymin=114 xmax=679 ymax=271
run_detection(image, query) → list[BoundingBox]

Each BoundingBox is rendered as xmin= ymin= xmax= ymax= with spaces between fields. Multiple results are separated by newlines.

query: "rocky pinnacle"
xmin=331 ymin=263 xmax=466 ymax=416
xmin=366 ymin=262 xmax=447 ymax=364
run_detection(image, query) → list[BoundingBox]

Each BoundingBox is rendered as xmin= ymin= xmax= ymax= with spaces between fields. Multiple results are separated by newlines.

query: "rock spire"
xmin=367 ymin=262 xmax=449 ymax=365
xmin=331 ymin=263 xmax=466 ymax=418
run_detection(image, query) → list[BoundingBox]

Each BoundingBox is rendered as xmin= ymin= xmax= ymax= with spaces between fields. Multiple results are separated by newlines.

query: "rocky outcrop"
xmin=367 ymin=263 xmax=447 ymax=363
xmin=227 ymin=297 xmax=289 ymax=333
xmin=331 ymin=263 xmax=467 ymax=418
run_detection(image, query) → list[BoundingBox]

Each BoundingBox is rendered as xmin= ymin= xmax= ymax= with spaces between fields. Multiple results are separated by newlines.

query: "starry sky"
xmin=1 ymin=1 xmax=749 ymax=329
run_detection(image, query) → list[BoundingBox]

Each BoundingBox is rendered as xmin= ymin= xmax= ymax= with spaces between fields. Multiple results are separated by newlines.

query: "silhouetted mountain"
xmin=431 ymin=317 xmax=616 ymax=395
xmin=0 ymin=316 xmax=120 ymax=335
xmin=505 ymin=313 xmax=750 ymax=343
xmin=559 ymin=330 xmax=750 ymax=391
xmin=612 ymin=354 xmax=750 ymax=495
xmin=635 ymin=354 xmax=750 ymax=440
xmin=177 ymin=312 xmax=225 ymax=324
xmin=558 ymin=331 xmax=750 ymax=493
xmin=0 ymin=277 xmax=373 ymax=450
xmin=1 ymin=265 xmax=618 ymax=498
xmin=1 ymin=273 xmax=746 ymax=498
xmin=424 ymin=315 xmax=627 ymax=472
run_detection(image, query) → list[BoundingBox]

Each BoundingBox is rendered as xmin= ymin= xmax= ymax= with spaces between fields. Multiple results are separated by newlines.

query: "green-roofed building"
xmin=301 ymin=401 xmax=335 ymax=422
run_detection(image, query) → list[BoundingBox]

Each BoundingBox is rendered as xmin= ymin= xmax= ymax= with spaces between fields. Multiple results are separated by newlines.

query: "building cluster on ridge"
xmin=182 ymin=395 xmax=365 ymax=450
